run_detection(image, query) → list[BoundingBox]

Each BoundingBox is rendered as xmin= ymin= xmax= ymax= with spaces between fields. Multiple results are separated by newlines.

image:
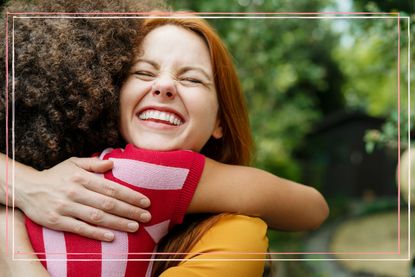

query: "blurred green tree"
xmin=334 ymin=0 xmax=413 ymax=117
xmin=345 ymin=0 xmax=414 ymax=154
xmin=169 ymin=0 xmax=343 ymax=181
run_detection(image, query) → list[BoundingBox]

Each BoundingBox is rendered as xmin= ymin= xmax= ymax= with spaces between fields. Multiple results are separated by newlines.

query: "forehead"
xmin=138 ymin=25 xmax=211 ymax=66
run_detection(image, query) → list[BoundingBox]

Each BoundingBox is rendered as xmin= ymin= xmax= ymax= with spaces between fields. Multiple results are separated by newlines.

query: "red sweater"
xmin=25 ymin=144 xmax=205 ymax=277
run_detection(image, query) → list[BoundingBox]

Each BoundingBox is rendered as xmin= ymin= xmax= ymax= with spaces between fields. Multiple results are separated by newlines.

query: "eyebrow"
xmin=133 ymin=59 xmax=212 ymax=81
xmin=133 ymin=59 xmax=159 ymax=69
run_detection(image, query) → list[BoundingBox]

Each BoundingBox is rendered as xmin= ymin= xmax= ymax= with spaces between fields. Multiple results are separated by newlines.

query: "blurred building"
xmin=297 ymin=110 xmax=398 ymax=198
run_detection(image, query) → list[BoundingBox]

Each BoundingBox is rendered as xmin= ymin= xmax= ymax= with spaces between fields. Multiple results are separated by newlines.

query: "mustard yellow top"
xmin=160 ymin=215 xmax=268 ymax=277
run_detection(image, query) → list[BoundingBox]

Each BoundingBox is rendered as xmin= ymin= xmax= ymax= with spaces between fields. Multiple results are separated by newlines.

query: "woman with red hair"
xmin=0 ymin=5 xmax=328 ymax=276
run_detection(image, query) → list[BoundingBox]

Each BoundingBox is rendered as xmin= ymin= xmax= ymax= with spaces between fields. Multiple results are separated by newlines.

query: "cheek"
xmin=203 ymin=97 xmax=220 ymax=124
xmin=120 ymin=82 xmax=136 ymax=104
xmin=119 ymin=80 xmax=145 ymax=119
xmin=188 ymin=98 xmax=217 ymax=125
xmin=118 ymin=110 xmax=129 ymax=140
xmin=119 ymin=95 xmax=130 ymax=123
xmin=119 ymin=90 xmax=133 ymax=137
xmin=120 ymin=77 xmax=150 ymax=102
xmin=185 ymin=88 xmax=219 ymax=113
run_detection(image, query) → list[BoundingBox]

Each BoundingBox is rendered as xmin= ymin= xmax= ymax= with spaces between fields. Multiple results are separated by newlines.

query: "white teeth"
xmin=138 ymin=109 xmax=183 ymax=126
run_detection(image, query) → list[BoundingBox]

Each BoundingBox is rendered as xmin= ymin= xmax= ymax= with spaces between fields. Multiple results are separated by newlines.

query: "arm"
xmin=0 ymin=206 xmax=50 ymax=277
xmin=188 ymin=158 xmax=329 ymax=231
xmin=0 ymin=153 xmax=152 ymax=241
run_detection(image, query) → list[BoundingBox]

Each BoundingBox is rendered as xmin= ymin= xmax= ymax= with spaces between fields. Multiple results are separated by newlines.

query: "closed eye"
xmin=181 ymin=77 xmax=203 ymax=84
xmin=134 ymin=71 xmax=154 ymax=77
xmin=133 ymin=71 xmax=155 ymax=81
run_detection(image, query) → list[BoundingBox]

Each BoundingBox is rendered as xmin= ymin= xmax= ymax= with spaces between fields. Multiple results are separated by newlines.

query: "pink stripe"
xmin=42 ymin=228 xmax=67 ymax=277
xmin=5 ymin=12 xmax=9 ymax=254
xmin=101 ymin=230 xmax=128 ymax=277
xmin=144 ymin=220 xmax=170 ymax=244
xmin=397 ymin=15 xmax=401 ymax=253
xmin=110 ymin=158 xmax=189 ymax=190
xmin=98 ymin=148 xmax=113 ymax=160
xmin=144 ymin=246 xmax=158 ymax=277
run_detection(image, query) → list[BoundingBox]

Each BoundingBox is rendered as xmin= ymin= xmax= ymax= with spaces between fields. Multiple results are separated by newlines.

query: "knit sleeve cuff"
xmin=171 ymin=152 xmax=205 ymax=224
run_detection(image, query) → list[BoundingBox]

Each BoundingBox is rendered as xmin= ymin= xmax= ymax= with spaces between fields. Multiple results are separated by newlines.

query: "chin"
xmin=132 ymin=141 xmax=178 ymax=151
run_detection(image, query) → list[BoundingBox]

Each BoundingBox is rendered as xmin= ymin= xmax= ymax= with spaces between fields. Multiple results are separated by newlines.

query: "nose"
xmin=151 ymin=76 xmax=177 ymax=100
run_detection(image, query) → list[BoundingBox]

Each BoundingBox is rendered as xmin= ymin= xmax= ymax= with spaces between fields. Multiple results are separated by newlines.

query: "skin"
xmin=0 ymin=23 xmax=329 ymax=238
xmin=0 ymin=208 xmax=49 ymax=277
xmin=1 ymin=154 xmax=151 ymax=241
xmin=119 ymin=24 xmax=329 ymax=231
xmin=0 ymin=24 xmax=329 ymax=276
xmin=120 ymin=25 xmax=223 ymax=152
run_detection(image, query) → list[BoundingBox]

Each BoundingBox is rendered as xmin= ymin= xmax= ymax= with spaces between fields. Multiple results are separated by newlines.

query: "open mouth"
xmin=137 ymin=109 xmax=184 ymax=126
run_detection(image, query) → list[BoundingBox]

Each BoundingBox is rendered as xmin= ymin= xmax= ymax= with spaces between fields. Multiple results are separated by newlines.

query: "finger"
xmin=55 ymin=216 xmax=116 ymax=242
xmin=74 ymin=189 xmax=151 ymax=223
xmin=64 ymin=203 xmax=142 ymax=233
xmin=78 ymin=173 xmax=151 ymax=208
xmin=70 ymin=157 xmax=114 ymax=173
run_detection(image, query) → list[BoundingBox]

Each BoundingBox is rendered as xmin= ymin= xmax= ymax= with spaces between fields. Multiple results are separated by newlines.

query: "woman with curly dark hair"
xmin=0 ymin=1 xmax=329 ymax=276
xmin=0 ymin=0 xmax=168 ymax=240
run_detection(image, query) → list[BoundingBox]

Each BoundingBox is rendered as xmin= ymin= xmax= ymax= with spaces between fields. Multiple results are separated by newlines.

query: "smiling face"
xmin=119 ymin=24 xmax=223 ymax=152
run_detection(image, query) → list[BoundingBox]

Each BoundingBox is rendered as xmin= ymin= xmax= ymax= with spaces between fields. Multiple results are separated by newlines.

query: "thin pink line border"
xmin=4 ymin=11 xmax=407 ymax=259
xmin=4 ymin=10 xmax=9 ymax=258
xmin=7 ymin=11 xmax=400 ymax=15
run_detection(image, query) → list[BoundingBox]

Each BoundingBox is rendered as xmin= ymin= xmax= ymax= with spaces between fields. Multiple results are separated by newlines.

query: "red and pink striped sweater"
xmin=25 ymin=144 xmax=205 ymax=277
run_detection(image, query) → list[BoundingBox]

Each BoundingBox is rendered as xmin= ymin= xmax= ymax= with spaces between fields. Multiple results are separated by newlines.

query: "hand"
xmin=14 ymin=157 xmax=152 ymax=241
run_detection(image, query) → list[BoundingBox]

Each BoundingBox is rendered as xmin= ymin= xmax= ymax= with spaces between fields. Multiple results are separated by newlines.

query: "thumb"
xmin=70 ymin=157 xmax=113 ymax=173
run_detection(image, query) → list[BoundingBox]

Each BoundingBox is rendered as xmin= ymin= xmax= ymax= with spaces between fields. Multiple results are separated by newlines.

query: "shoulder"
xmin=160 ymin=215 xmax=268 ymax=277
xmin=193 ymin=214 xmax=268 ymax=254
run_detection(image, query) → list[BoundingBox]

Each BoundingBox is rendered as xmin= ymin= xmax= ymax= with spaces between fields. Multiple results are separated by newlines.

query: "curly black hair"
xmin=0 ymin=0 xmax=168 ymax=170
xmin=0 ymin=4 xmax=240 ymax=276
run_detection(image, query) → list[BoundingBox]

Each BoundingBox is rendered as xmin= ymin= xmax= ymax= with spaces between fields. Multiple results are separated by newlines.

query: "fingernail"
xmin=128 ymin=222 xmax=139 ymax=231
xmin=140 ymin=213 xmax=151 ymax=222
xmin=140 ymin=198 xmax=151 ymax=207
xmin=104 ymin=232 xmax=114 ymax=241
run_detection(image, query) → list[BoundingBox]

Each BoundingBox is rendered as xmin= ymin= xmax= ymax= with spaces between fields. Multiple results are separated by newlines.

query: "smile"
xmin=138 ymin=109 xmax=183 ymax=126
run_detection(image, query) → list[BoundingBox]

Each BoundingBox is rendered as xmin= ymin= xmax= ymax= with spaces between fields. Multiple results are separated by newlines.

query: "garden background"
xmin=169 ymin=0 xmax=414 ymax=276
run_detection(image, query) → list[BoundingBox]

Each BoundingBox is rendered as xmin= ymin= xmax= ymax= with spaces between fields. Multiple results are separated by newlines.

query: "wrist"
xmin=0 ymin=153 xmax=11 ymax=206
xmin=13 ymin=162 xmax=43 ymax=211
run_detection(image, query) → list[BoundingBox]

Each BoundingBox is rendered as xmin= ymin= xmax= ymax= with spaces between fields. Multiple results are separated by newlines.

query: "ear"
xmin=212 ymin=119 xmax=223 ymax=139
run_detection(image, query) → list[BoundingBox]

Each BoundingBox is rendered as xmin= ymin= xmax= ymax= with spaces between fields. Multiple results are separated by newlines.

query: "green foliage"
xmin=168 ymin=0 xmax=414 ymax=257
xmin=353 ymin=0 xmax=414 ymax=14
xmin=168 ymin=0 xmax=414 ymax=181
xmin=364 ymin=111 xmax=414 ymax=153
xmin=348 ymin=0 xmax=415 ymax=155
xmin=333 ymin=19 xmax=399 ymax=116
xmin=169 ymin=0 xmax=342 ymax=181
xmin=333 ymin=14 xmax=413 ymax=117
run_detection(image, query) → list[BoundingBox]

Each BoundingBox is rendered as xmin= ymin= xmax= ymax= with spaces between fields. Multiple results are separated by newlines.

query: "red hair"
xmin=135 ymin=16 xmax=253 ymax=275
xmin=136 ymin=16 xmax=253 ymax=166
